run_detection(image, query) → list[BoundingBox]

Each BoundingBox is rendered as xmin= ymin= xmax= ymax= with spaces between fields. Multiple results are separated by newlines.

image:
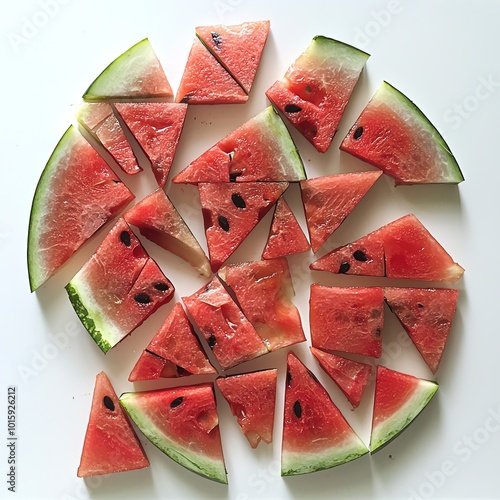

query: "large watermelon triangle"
xmin=114 ymin=102 xmax=187 ymax=187
xmin=195 ymin=20 xmax=270 ymax=94
xmin=300 ymin=170 xmax=382 ymax=253
xmin=123 ymin=188 xmax=211 ymax=277
xmin=281 ymin=352 xmax=368 ymax=476
xmin=384 ymin=287 xmax=459 ymax=373
xmin=77 ymin=372 xmax=149 ymax=477
xmin=198 ymin=181 xmax=289 ymax=272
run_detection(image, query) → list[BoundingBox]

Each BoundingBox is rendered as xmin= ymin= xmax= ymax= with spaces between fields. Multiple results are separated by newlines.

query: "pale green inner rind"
xmin=310 ymin=35 xmax=370 ymax=64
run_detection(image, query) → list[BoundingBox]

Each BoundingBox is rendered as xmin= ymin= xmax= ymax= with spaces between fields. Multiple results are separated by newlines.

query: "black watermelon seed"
xmin=339 ymin=262 xmax=351 ymax=274
xmin=218 ymin=215 xmax=230 ymax=232
xmin=154 ymin=282 xmax=170 ymax=292
xmin=293 ymin=400 xmax=302 ymax=418
xmin=208 ymin=334 xmax=217 ymax=349
xmin=103 ymin=396 xmax=115 ymax=411
xmin=134 ymin=293 xmax=151 ymax=304
xmin=170 ymin=396 xmax=184 ymax=409
xmin=353 ymin=250 xmax=368 ymax=262
xmin=112 ymin=179 xmax=122 ymax=184
xmin=286 ymin=369 xmax=292 ymax=387
xmin=305 ymin=84 xmax=312 ymax=92
xmin=229 ymin=172 xmax=241 ymax=182
xmin=353 ymin=126 xmax=364 ymax=140
xmin=176 ymin=365 xmax=191 ymax=377
xmin=285 ymin=104 xmax=302 ymax=113
xmin=375 ymin=327 xmax=382 ymax=337
xmin=418 ymin=303 xmax=424 ymax=308
xmin=120 ymin=230 xmax=131 ymax=247
xmin=211 ymin=31 xmax=222 ymax=47
xmin=231 ymin=193 xmax=246 ymax=209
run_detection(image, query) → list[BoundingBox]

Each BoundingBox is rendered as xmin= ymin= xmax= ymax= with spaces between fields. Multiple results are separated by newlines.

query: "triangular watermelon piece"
xmin=370 ymin=366 xmax=438 ymax=453
xmin=83 ymin=38 xmax=172 ymax=100
xmin=119 ymin=383 xmax=227 ymax=483
xmin=384 ymin=287 xmax=459 ymax=373
xmin=175 ymin=37 xmax=248 ymax=104
xmin=310 ymin=348 xmax=372 ymax=408
xmin=123 ymin=188 xmax=211 ymax=277
xmin=114 ymin=102 xmax=187 ymax=187
xmin=218 ymin=258 xmax=306 ymax=351
xmin=77 ymin=372 xmax=149 ymax=477
xmin=172 ymin=106 xmax=305 ymax=184
xmin=195 ymin=20 xmax=270 ymax=93
xmin=300 ymin=170 xmax=382 ymax=253
xmin=262 ymin=197 xmax=310 ymax=259
xmin=198 ymin=181 xmax=289 ymax=272
xmin=282 ymin=353 xmax=368 ymax=475
xmin=129 ymin=349 xmax=178 ymax=382
xmin=216 ymin=369 xmax=277 ymax=448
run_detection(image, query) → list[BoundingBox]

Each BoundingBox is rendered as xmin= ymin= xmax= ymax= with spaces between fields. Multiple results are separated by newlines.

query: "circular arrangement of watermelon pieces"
xmin=27 ymin=24 xmax=465 ymax=488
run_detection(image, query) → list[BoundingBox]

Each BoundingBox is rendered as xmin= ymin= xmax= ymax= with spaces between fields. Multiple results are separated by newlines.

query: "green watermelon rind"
xmin=119 ymin=393 xmax=228 ymax=484
xmin=311 ymin=35 xmax=370 ymax=61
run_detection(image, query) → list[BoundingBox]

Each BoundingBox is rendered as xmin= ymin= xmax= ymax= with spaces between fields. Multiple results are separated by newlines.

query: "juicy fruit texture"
xmin=83 ymin=38 xmax=172 ymax=100
xmin=340 ymin=81 xmax=464 ymax=184
xmin=78 ymin=372 xmax=149 ymax=477
xmin=218 ymin=258 xmax=306 ymax=350
xmin=310 ymin=348 xmax=372 ymax=408
xmin=65 ymin=219 xmax=174 ymax=353
xmin=266 ymin=36 xmax=369 ymax=153
xmin=198 ymin=181 xmax=289 ymax=272
xmin=114 ymin=102 xmax=187 ymax=187
xmin=129 ymin=303 xmax=216 ymax=381
xmin=28 ymin=125 xmax=134 ymax=292
xmin=311 ymin=214 xmax=465 ymax=282
xmin=120 ymin=383 xmax=227 ymax=484
xmin=370 ymin=366 xmax=438 ymax=452
xmin=182 ymin=276 xmax=268 ymax=370
xmin=310 ymin=285 xmax=384 ymax=357
xmin=123 ymin=188 xmax=211 ymax=277
xmin=262 ymin=197 xmax=310 ymax=259
xmin=216 ymin=369 xmax=277 ymax=448
xmin=300 ymin=170 xmax=382 ymax=252
xmin=282 ymin=353 xmax=368 ymax=475
xmin=74 ymin=102 xmax=141 ymax=175
xmin=384 ymin=287 xmax=459 ymax=373
xmin=173 ymin=106 xmax=305 ymax=183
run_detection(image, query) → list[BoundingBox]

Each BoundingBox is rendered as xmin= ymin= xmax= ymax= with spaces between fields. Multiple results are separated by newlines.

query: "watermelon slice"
xmin=384 ymin=287 xmax=459 ymax=373
xmin=311 ymin=214 xmax=465 ymax=282
xmin=119 ymin=383 xmax=227 ymax=483
xmin=218 ymin=258 xmax=306 ymax=350
xmin=123 ymin=188 xmax=211 ymax=277
xmin=77 ymin=372 xmax=149 ymax=477
xmin=83 ymin=38 xmax=173 ymax=100
xmin=310 ymin=285 xmax=384 ymax=358
xmin=216 ymin=369 xmax=277 ymax=448
xmin=198 ymin=181 xmax=289 ymax=272
xmin=65 ymin=219 xmax=174 ymax=353
xmin=114 ymin=102 xmax=187 ymax=187
xmin=370 ymin=366 xmax=438 ymax=453
xmin=129 ymin=303 xmax=216 ymax=381
xmin=282 ymin=353 xmax=368 ymax=475
xmin=310 ymin=348 xmax=372 ymax=408
xmin=262 ymin=197 xmax=310 ymax=259
xmin=340 ymin=81 xmax=464 ymax=184
xmin=195 ymin=21 xmax=270 ymax=94
xmin=74 ymin=102 xmax=141 ymax=175
xmin=266 ymin=36 xmax=369 ymax=153
xmin=28 ymin=125 xmax=134 ymax=292
xmin=182 ymin=276 xmax=268 ymax=370
xmin=300 ymin=170 xmax=382 ymax=252
xmin=172 ymin=106 xmax=305 ymax=183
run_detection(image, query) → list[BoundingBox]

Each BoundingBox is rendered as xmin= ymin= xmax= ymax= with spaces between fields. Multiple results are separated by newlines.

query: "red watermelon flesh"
xmin=281 ymin=353 xmax=368 ymax=475
xmin=218 ymin=258 xmax=306 ymax=351
xmin=123 ymin=188 xmax=211 ymax=277
xmin=198 ymin=181 xmax=289 ymax=272
xmin=262 ymin=197 xmax=310 ymax=259
xmin=196 ymin=21 xmax=270 ymax=93
xmin=129 ymin=349 xmax=175 ymax=382
xmin=183 ymin=276 xmax=268 ymax=370
xmin=77 ymin=371 xmax=149 ymax=477
xmin=216 ymin=369 xmax=277 ymax=448
xmin=310 ymin=348 xmax=372 ymax=408
xmin=300 ymin=170 xmax=382 ymax=252
xmin=384 ymin=287 xmax=459 ymax=373
xmin=310 ymin=285 xmax=384 ymax=358
xmin=114 ymin=102 xmax=187 ymax=187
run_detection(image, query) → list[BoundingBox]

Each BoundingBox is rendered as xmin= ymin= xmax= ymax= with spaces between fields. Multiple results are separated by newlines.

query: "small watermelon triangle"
xmin=129 ymin=349 xmax=177 ymax=382
xmin=77 ymin=372 xmax=149 ymax=477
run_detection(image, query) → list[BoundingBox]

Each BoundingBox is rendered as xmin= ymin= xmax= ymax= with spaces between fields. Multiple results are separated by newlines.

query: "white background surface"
xmin=1 ymin=1 xmax=499 ymax=498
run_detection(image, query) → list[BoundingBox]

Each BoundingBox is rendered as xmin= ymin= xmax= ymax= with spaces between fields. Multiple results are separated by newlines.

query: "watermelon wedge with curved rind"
xmin=282 ymin=352 xmax=368 ymax=476
xmin=172 ymin=106 xmax=305 ymax=183
xmin=28 ymin=125 xmax=134 ymax=292
xmin=370 ymin=366 xmax=438 ymax=453
xmin=83 ymin=38 xmax=173 ymax=101
xmin=340 ymin=81 xmax=464 ymax=184
xmin=266 ymin=36 xmax=369 ymax=153
xmin=119 ymin=383 xmax=227 ymax=484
